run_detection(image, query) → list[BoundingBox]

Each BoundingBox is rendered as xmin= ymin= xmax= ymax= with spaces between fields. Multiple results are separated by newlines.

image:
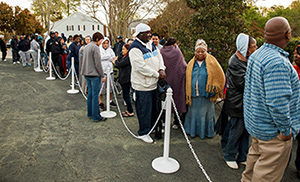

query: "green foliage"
xmin=183 ymin=0 xmax=248 ymax=70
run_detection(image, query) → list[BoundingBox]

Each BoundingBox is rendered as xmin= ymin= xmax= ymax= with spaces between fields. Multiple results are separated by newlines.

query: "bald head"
xmin=264 ymin=17 xmax=291 ymax=49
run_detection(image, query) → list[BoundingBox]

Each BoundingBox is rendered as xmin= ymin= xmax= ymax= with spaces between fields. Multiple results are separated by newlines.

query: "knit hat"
xmin=195 ymin=39 xmax=207 ymax=52
xmin=133 ymin=23 xmax=151 ymax=37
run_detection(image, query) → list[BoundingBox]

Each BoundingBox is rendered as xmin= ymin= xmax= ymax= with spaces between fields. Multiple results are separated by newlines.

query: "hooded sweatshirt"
xmin=99 ymin=37 xmax=115 ymax=74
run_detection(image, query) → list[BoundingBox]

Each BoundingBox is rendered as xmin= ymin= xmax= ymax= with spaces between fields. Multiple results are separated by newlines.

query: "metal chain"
xmin=171 ymin=98 xmax=212 ymax=182
xmin=50 ymin=59 xmax=71 ymax=80
xmin=109 ymin=76 xmax=166 ymax=138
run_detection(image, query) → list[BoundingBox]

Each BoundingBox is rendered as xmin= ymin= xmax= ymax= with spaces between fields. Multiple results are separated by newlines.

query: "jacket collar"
xmin=263 ymin=43 xmax=289 ymax=57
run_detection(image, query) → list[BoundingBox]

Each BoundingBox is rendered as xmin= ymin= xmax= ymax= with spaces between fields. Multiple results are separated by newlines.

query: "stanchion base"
xmin=34 ymin=68 xmax=43 ymax=72
xmin=46 ymin=77 xmax=56 ymax=80
xmin=101 ymin=111 xmax=117 ymax=118
xmin=67 ymin=89 xmax=79 ymax=94
xmin=152 ymin=157 xmax=180 ymax=174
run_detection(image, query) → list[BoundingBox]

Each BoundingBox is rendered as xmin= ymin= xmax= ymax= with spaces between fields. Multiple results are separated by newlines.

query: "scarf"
xmin=186 ymin=53 xmax=225 ymax=105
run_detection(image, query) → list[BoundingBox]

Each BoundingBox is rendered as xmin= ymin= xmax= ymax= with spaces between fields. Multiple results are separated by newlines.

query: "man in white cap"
xmin=129 ymin=23 xmax=166 ymax=143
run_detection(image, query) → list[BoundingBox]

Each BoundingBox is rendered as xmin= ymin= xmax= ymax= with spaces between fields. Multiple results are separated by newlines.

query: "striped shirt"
xmin=244 ymin=43 xmax=300 ymax=141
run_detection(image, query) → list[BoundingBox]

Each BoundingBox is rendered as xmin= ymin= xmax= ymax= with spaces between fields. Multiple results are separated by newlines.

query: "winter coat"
xmin=113 ymin=41 xmax=125 ymax=57
xmin=0 ymin=39 xmax=7 ymax=52
xmin=115 ymin=55 xmax=131 ymax=84
xmin=46 ymin=37 xmax=63 ymax=56
xmin=68 ymin=42 xmax=81 ymax=63
xmin=100 ymin=37 xmax=115 ymax=74
xmin=225 ymin=54 xmax=247 ymax=118
xmin=18 ymin=39 xmax=30 ymax=52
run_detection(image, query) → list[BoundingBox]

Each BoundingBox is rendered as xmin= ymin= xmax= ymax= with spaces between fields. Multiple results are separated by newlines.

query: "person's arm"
xmin=115 ymin=56 xmax=130 ymax=68
xmin=69 ymin=43 xmax=75 ymax=57
xmin=157 ymin=48 xmax=166 ymax=78
xmin=94 ymin=46 xmax=104 ymax=78
xmin=46 ymin=40 xmax=50 ymax=55
xmin=129 ymin=48 xmax=160 ymax=78
xmin=264 ymin=62 xmax=292 ymax=139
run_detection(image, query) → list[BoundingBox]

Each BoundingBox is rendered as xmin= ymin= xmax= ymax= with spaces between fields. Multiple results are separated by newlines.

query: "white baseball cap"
xmin=133 ymin=23 xmax=151 ymax=37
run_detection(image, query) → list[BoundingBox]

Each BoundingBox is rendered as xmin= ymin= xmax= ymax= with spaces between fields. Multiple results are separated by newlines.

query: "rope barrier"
xmin=109 ymin=74 xmax=166 ymax=138
xmin=50 ymin=58 xmax=71 ymax=81
xmin=40 ymin=56 xmax=49 ymax=73
xmin=171 ymin=98 xmax=212 ymax=182
xmin=74 ymin=71 xmax=87 ymax=100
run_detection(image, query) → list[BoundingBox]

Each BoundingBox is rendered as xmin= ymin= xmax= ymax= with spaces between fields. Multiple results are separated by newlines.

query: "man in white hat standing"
xmin=129 ymin=23 xmax=166 ymax=143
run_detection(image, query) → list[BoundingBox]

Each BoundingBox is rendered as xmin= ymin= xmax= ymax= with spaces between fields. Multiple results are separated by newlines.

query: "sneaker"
xmin=13 ymin=62 xmax=16 ymax=65
xmin=240 ymin=161 xmax=247 ymax=165
xmin=99 ymin=102 xmax=105 ymax=110
xmin=3 ymin=59 xmax=6 ymax=62
xmin=17 ymin=61 xmax=20 ymax=64
xmin=28 ymin=64 xmax=31 ymax=67
xmin=23 ymin=65 xmax=26 ymax=68
xmin=110 ymin=101 xmax=117 ymax=107
xmin=225 ymin=161 xmax=238 ymax=169
xmin=93 ymin=117 xmax=107 ymax=122
xmin=138 ymin=135 xmax=153 ymax=143
xmin=172 ymin=124 xmax=179 ymax=130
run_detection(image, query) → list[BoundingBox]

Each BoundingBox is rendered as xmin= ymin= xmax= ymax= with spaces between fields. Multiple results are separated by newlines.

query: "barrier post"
xmin=100 ymin=67 xmax=117 ymax=118
xmin=152 ymin=88 xmax=180 ymax=173
xmin=46 ymin=52 xmax=55 ymax=80
xmin=67 ymin=57 xmax=79 ymax=94
xmin=35 ymin=49 xmax=43 ymax=72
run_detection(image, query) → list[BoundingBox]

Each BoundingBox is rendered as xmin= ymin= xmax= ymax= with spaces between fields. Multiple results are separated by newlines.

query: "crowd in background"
xmin=1 ymin=16 xmax=300 ymax=181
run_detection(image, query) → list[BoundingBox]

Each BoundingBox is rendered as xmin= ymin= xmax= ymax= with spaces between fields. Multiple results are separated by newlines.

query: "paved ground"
xmin=0 ymin=56 xmax=298 ymax=182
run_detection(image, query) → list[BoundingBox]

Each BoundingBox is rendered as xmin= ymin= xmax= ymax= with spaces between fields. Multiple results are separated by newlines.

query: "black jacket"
xmin=113 ymin=41 xmax=125 ymax=57
xmin=17 ymin=39 xmax=30 ymax=51
xmin=46 ymin=37 xmax=63 ymax=56
xmin=115 ymin=55 xmax=131 ymax=84
xmin=11 ymin=39 xmax=18 ymax=50
xmin=0 ymin=39 xmax=7 ymax=52
xmin=225 ymin=54 xmax=247 ymax=118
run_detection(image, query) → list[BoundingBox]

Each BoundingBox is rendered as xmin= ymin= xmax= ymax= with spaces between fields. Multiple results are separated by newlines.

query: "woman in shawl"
xmin=99 ymin=37 xmax=117 ymax=109
xmin=185 ymin=39 xmax=225 ymax=139
xmin=160 ymin=37 xmax=187 ymax=129
xmin=222 ymin=33 xmax=257 ymax=169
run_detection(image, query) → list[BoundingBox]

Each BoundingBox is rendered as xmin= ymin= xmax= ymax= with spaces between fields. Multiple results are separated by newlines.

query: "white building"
xmin=50 ymin=12 xmax=108 ymax=37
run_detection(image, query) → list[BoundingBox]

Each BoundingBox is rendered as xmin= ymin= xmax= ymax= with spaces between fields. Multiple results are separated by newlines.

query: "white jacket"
xmin=129 ymin=38 xmax=165 ymax=91
xmin=99 ymin=37 xmax=115 ymax=74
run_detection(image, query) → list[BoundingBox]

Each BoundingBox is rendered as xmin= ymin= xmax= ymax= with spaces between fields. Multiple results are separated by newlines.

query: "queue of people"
xmin=1 ymin=16 xmax=300 ymax=181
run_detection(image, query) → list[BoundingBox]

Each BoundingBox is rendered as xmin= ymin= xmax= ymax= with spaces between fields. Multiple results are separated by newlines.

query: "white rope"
xmin=74 ymin=71 xmax=87 ymax=100
xmin=40 ymin=57 xmax=49 ymax=73
xmin=109 ymin=76 xmax=166 ymax=138
xmin=50 ymin=59 xmax=71 ymax=80
xmin=171 ymin=98 xmax=212 ymax=182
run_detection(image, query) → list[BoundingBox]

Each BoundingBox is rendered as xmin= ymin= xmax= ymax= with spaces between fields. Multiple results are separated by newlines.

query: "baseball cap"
xmin=117 ymin=35 xmax=122 ymax=39
xmin=133 ymin=23 xmax=151 ymax=37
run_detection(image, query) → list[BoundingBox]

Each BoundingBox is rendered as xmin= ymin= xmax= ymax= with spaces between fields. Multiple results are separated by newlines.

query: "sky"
xmin=1 ymin=0 xmax=297 ymax=12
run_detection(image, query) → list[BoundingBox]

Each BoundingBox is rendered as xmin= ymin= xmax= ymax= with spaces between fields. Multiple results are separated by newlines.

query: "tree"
xmin=0 ymin=2 xmax=14 ymax=32
xmin=148 ymin=0 xmax=196 ymax=38
xmin=183 ymin=0 xmax=248 ymax=69
xmin=13 ymin=7 xmax=44 ymax=34
xmin=31 ymin=0 xmax=65 ymax=33
xmin=64 ymin=0 xmax=81 ymax=16
xmin=82 ymin=0 xmax=167 ymax=42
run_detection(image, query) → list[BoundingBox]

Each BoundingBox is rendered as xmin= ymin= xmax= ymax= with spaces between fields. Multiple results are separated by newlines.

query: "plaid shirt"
xmin=244 ymin=43 xmax=300 ymax=141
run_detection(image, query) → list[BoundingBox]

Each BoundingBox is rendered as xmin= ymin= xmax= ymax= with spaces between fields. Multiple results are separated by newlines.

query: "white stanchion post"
xmin=100 ymin=67 xmax=117 ymax=118
xmin=67 ymin=57 xmax=79 ymax=94
xmin=46 ymin=52 xmax=55 ymax=80
xmin=152 ymin=88 xmax=180 ymax=174
xmin=35 ymin=49 xmax=43 ymax=72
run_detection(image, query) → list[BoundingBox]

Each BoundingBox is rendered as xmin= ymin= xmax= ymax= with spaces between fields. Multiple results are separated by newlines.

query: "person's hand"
xmin=102 ymin=77 xmax=106 ymax=83
xmin=158 ymin=70 xmax=166 ymax=79
xmin=279 ymin=132 xmax=292 ymax=141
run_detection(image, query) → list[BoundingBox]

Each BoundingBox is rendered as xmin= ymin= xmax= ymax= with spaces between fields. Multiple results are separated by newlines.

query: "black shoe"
xmin=93 ymin=117 xmax=107 ymax=122
xmin=110 ymin=101 xmax=117 ymax=107
xmin=99 ymin=102 xmax=105 ymax=110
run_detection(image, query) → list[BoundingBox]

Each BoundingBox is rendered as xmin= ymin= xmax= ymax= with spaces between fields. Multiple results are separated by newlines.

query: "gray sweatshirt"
xmin=80 ymin=41 xmax=104 ymax=77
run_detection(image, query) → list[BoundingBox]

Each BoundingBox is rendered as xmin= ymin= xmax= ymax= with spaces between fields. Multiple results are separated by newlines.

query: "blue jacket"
xmin=68 ymin=42 xmax=81 ymax=63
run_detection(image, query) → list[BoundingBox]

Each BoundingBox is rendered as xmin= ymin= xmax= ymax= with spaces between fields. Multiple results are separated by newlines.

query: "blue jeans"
xmin=223 ymin=117 xmax=249 ymax=162
xmin=135 ymin=90 xmax=156 ymax=136
xmin=121 ymin=82 xmax=133 ymax=113
xmin=85 ymin=76 xmax=102 ymax=121
xmin=41 ymin=52 xmax=48 ymax=66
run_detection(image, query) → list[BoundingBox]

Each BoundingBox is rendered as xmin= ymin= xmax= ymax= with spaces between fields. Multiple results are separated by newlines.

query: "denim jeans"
xmin=85 ymin=76 xmax=102 ymax=121
xmin=135 ymin=90 xmax=156 ymax=136
xmin=121 ymin=82 xmax=133 ymax=113
xmin=223 ymin=117 xmax=249 ymax=162
xmin=41 ymin=52 xmax=48 ymax=66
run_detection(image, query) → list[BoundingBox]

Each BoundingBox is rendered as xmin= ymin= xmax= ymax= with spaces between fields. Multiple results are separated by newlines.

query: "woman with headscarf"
xmin=185 ymin=39 xmax=225 ymax=139
xmin=160 ymin=37 xmax=187 ymax=128
xmin=99 ymin=37 xmax=117 ymax=109
xmin=222 ymin=33 xmax=257 ymax=169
